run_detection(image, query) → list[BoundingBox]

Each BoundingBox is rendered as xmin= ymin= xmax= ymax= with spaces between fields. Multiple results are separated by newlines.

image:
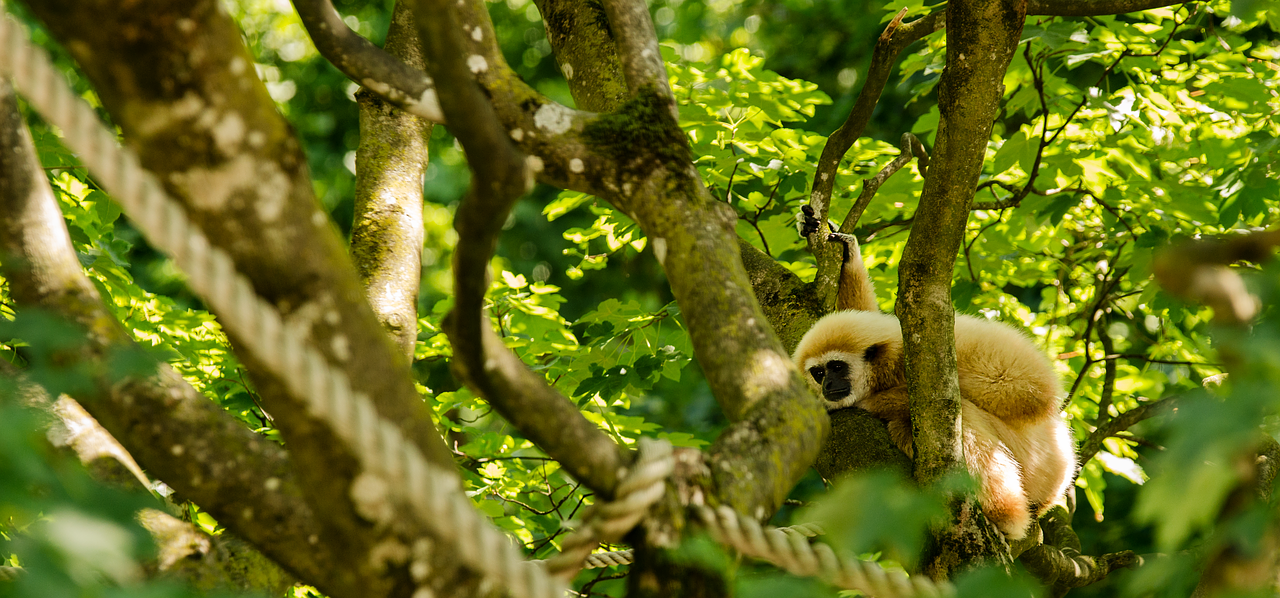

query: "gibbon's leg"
xmin=828 ymin=233 xmax=879 ymax=312
xmin=962 ymin=402 xmax=1032 ymax=540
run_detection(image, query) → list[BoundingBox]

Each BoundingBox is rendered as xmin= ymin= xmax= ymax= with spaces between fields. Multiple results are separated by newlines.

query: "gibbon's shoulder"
xmin=793 ymin=310 xmax=902 ymax=363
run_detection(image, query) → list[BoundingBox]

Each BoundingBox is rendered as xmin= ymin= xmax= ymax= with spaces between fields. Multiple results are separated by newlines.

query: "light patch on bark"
xmin=413 ymin=588 xmax=436 ymax=598
xmin=509 ymin=128 xmax=524 ymax=141
xmin=229 ymin=56 xmax=246 ymax=74
xmin=368 ymin=539 xmax=410 ymax=572
xmin=416 ymin=88 xmax=443 ymax=121
xmin=743 ymin=350 xmax=793 ymax=403
xmin=525 ymin=155 xmax=544 ymax=172
xmin=171 ymin=444 xmax=185 ymax=456
xmin=350 ymin=472 xmax=394 ymax=525
xmin=172 ymin=154 xmax=288 ymax=221
xmin=211 ymin=112 xmax=246 ymax=156
xmin=471 ymin=27 xmax=483 ymax=41
xmin=569 ymin=158 xmax=584 ymax=173
xmin=561 ymin=63 xmax=574 ymax=80
xmin=330 ymin=334 xmax=351 ymax=362
xmin=466 ymin=55 xmax=488 ymax=73
xmin=263 ymin=477 xmax=281 ymax=491
xmin=533 ymin=103 xmax=572 ymax=135
xmin=653 ymin=237 xmax=667 ymax=265
xmin=135 ymin=92 xmax=205 ymax=138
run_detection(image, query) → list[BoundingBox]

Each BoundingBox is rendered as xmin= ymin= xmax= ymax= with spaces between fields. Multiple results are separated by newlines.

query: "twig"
xmin=1078 ymin=398 xmax=1176 ymax=466
xmin=838 ymin=132 xmax=928 ymax=234
xmin=807 ymin=9 xmax=944 ymax=226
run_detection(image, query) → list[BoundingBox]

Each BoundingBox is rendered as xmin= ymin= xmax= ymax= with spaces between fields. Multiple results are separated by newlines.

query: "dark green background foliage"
xmin=2 ymin=0 xmax=1280 ymax=596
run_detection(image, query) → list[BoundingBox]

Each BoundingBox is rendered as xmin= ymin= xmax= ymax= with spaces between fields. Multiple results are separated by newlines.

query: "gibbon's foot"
xmin=827 ymin=232 xmax=858 ymax=264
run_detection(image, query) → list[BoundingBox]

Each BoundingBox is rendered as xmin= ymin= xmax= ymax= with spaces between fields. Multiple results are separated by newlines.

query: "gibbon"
xmin=794 ymin=232 xmax=1075 ymax=540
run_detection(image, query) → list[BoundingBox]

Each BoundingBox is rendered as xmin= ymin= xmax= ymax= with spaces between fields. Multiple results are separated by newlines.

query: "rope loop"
xmin=541 ymin=437 xmax=674 ymax=580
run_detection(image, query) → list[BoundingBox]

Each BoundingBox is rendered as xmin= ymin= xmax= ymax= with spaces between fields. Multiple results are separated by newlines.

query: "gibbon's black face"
xmin=807 ymin=343 xmax=887 ymax=403
xmin=809 ymin=360 xmax=851 ymax=401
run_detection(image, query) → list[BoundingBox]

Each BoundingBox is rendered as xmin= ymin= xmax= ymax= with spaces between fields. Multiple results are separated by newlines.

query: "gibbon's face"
xmin=800 ymin=345 xmax=885 ymax=411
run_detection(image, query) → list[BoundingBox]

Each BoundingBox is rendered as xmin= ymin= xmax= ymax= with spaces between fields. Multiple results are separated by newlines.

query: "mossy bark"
xmin=352 ymin=0 xmax=432 ymax=360
xmin=894 ymin=0 xmax=1026 ymax=579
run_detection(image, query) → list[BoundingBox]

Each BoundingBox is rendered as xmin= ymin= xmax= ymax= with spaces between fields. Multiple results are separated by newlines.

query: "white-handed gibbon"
xmin=794 ymin=231 xmax=1075 ymax=540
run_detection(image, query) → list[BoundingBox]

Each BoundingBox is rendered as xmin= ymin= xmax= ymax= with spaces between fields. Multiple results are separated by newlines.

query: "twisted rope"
xmin=536 ymin=438 xmax=673 ymax=579
xmin=0 ymin=16 xmax=560 ymax=598
xmin=696 ymin=506 xmax=954 ymax=598
xmin=571 ymin=522 xmax=825 ymax=570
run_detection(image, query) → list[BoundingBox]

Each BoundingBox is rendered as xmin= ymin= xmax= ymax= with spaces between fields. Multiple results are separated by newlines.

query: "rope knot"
xmin=542 ymin=437 xmax=673 ymax=579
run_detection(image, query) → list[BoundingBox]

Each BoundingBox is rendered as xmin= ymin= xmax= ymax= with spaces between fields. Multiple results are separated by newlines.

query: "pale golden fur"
xmin=794 ymin=235 xmax=1076 ymax=540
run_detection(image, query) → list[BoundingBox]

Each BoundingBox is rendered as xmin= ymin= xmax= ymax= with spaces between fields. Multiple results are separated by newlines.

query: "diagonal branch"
xmin=1078 ymin=398 xmax=1176 ymax=466
xmin=413 ymin=0 xmax=630 ymax=497
xmin=1019 ymin=505 xmax=1142 ymax=595
xmin=600 ymin=0 xmax=675 ymax=108
xmin=290 ymin=0 xmax=444 ymax=121
xmin=807 ymin=8 xmax=945 ymax=311
xmin=838 ymin=132 xmax=929 ymax=234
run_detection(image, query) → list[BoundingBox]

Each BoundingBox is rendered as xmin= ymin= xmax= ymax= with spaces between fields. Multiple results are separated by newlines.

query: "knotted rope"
xmin=536 ymin=437 xmax=673 ymax=579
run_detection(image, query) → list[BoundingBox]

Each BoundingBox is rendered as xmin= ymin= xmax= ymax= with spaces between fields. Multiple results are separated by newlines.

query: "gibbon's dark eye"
xmin=863 ymin=343 xmax=884 ymax=362
xmin=827 ymin=360 xmax=846 ymax=373
xmin=809 ymin=366 xmax=825 ymax=382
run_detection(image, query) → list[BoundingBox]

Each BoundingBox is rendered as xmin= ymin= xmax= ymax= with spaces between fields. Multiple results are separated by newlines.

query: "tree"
xmin=1 ymin=0 xmax=1279 ymax=596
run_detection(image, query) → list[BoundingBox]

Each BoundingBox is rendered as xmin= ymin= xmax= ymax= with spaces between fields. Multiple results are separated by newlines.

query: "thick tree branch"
xmin=1028 ymin=0 xmax=1199 ymax=16
xmin=807 ymin=9 xmax=945 ymax=311
xmin=534 ymin=0 xmax=628 ymax=113
xmin=0 ymin=79 xmax=331 ymax=595
xmin=17 ymin=4 xmax=484 ymax=596
xmin=1019 ymin=506 xmax=1141 ymax=595
xmin=600 ymin=0 xmax=675 ymax=109
xmin=351 ymin=0 xmax=431 ymax=360
xmin=414 ymin=0 xmax=630 ymax=497
xmin=897 ymin=0 xmax=1026 ymax=578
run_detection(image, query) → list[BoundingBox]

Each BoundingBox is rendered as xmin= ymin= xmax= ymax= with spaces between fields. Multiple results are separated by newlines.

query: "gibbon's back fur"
xmin=793 ymin=234 xmax=1075 ymax=540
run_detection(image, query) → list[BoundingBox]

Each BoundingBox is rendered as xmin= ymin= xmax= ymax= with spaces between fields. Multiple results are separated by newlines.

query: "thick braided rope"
xmin=697 ymin=506 xmax=955 ymax=598
xmin=569 ymin=522 xmax=825 ymax=570
xmin=536 ymin=438 xmax=673 ymax=579
xmin=0 ymin=16 xmax=561 ymax=598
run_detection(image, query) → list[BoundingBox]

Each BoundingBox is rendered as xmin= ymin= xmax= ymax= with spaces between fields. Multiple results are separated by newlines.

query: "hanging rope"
xmin=0 ymin=14 xmax=953 ymax=598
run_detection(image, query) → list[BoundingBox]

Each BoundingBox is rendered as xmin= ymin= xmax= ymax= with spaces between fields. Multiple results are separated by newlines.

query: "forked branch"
xmin=415 ymin=0 xmax=629 ymax=497
xmin=838 ymin=132 xmax=929 ymax=234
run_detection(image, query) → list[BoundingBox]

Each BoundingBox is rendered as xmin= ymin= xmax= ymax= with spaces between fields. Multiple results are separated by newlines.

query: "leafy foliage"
xmin=3 ymin=0 xmax=1280 ymax=597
